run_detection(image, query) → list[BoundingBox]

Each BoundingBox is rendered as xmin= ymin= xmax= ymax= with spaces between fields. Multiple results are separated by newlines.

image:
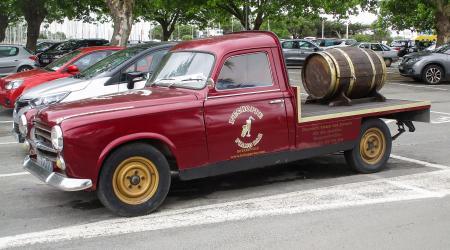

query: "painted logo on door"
xmin=229 ymin=106 xmax=264 ymax=149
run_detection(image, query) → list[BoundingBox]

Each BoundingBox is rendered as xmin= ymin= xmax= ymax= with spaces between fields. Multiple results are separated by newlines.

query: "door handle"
xmin=269 ymin=99 xmax=284 ymax=104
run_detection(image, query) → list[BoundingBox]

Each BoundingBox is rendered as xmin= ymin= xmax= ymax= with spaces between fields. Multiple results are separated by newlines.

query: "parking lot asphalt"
xmin=1 ymin=63 xmax=450 ymax=249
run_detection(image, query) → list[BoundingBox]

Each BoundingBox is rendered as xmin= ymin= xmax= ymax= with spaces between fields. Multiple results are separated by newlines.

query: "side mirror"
xmin=66 ymin=65 xmax=79 ymax=74
xmin=125 ymin=72 xmax=145 ymax=89
xmin=206 ymin=78 xmax=215 ymax=90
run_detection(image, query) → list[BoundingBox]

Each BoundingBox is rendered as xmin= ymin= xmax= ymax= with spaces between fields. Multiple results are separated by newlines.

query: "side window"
xmin=73 ymin=51 xmax=111 ymax=71
xmin=371 ymin=44 xmax=383 ymax=51
xmin=299 ymin=41 xmax=314 ymax=49
xmin=282 ymin=41 xmax=299 ymax=49
xmin=216 ymin=52 xmax=273 ymax=90
xmin=381 ymin=44 xmax=391 ymax=51
xmin=0 ymin=47 xmax=19 ymax=57
xmin=122 ymin=50 xmax=167 ymax=80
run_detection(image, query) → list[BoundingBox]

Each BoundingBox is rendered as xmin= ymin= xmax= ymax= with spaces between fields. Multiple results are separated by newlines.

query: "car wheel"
xmin=17 ymin=65 xmax=33 ymax=72
xmin=384 ymin=58 xmax=392 ymax=67
xmin=422 ymin=64 xmax=444 ymax=85
xmin=97 ymin=143 xmax=171 ymax=217
xmin=344 ymin=118 xmax=392 ymax=174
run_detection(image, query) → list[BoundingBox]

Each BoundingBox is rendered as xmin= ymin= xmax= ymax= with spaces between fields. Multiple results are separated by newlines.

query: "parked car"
xmin=399 ymin=44 xmax=450 ymax=84
xmin=354 ymin=42 xmax=399 ymax=67
xmin=391 ymin=40 xmax=414 ymax=57
xmin=0 ymin=46 xmax=122 ymax=109
xmin=0 ymin=45 xmax=37 ymax=77
xmin=37 ymin=39 xmax=109 ymax=66
xmin=281 ymin=39 xmax=321 ymax=65
xmin=313 ymin=38 xmax=356 ymax=48
xmin=13 ymin=42 xmax=174 ymax=142
xmin=35 ymin=41 xmax=62 ymax=54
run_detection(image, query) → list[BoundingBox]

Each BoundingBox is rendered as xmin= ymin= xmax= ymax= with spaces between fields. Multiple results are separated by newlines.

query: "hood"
xmin=3 ymin=69 xmax=47 ymax=81
xmin=39 ymin=87 xmax=199 ymax=124
xmin=20 ymin=77 xmax=91 ymax=100
xmin=404 ymin=51 xmax=432 ymax=59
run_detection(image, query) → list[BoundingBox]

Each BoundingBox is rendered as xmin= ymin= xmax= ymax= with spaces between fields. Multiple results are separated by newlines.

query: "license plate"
xmin=37 ymin=155 xmax=53 ymax=173
xmin=42 ymin=59 xmax=50 ymax=63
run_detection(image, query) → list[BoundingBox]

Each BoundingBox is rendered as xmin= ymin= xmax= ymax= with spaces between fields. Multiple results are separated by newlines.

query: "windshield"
xmin=50 ymin=40 xmax=80 ymax=52
xmin=147 ymin=52 xmax=214 ymax=89
xmin=434 ymin=44 xmax=450 ymax=54
xmin=76 ymin=46 xmax=148 ymax=79
xmin=44 ymin=50 xmax=81 ymax=71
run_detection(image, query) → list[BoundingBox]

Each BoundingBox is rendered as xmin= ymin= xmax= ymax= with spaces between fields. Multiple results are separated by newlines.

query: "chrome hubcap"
xmin=426 ymin=67 xmax=441 ymax=84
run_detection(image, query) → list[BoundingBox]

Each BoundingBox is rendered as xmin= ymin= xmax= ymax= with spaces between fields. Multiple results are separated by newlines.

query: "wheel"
xmin=97 ymin=143 xmax=171 ymax=217
xmin=17 ymin=65 xmax=33 ymax=72
xmin=344 ymin=118 xmax=392 ymax=174
xmin=384 ymin=58 xmax=392 ymax=67
xmin=422 ymin=64 xmax=444 ymax=85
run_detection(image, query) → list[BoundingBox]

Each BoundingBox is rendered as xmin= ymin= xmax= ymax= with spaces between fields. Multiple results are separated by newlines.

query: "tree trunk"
xmin=20 ymin=0 xmax=47 ymax=51
xmin=0 ymin=14 xmax=8 ymax=42
xmin=435 ymin=8 xmax=450 ymax=46
xmin=106 ymin=0 xmax=135 ymax=46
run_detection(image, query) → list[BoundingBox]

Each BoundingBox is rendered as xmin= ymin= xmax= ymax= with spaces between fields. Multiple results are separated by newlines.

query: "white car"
xmin=13 ymin=43 xmax=174 ymax=142
xmin=354 ymin=42 xmax=399 ymax=67
xmin=0 ymin=45 xmax=36 ymax=76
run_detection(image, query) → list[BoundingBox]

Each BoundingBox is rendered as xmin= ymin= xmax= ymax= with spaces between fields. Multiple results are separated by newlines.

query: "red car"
xmin=0 ymin=46 xmax=123 ymax=108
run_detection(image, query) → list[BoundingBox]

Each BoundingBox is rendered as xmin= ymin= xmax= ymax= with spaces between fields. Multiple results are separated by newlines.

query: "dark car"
xmin=391 ymin=40 xmax=415 ymax=57
xmin=399 ymin=44 xmax=450 ymax=84
xmin=281 ymin=39 xmax=321 ymax=66
xmin=35 ymin=41 xmax=62 ymax=54
xmin=37 ymin=39 xmax=109 ymax=66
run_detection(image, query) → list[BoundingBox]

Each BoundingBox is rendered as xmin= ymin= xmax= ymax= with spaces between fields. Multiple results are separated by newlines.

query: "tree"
xmin=105 ymin=0 xmax=135 ymax=46
xmin=139 ymin=0 xmax=207 ymax=41
xmin=15 ymin=0 xmax=49 ymax=51
xmin=380 ymin=0 xmax=450 ymax=45
xmin=0 ymin=0 xmax=20 ymax=42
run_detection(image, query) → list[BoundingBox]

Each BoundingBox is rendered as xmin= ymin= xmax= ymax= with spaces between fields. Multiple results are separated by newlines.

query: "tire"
xmin=344 ymin=118 xmax=392 ymax=174
xmin=422 ymin=64 xmax=444 ymax=85
xmin=97 ymin=143 xmax=171 ymax=217
xmin=384 ymin=58 xmax=392 ymax=67
xmin=17 ymin=65 xmax=33 ymax=72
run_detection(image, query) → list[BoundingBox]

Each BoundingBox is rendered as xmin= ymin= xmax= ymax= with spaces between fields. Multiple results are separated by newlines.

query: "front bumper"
xmin=398 ymin=63 xmax=421 ymax=77
xmin=23 ymin=156 xmax=93 ymax=191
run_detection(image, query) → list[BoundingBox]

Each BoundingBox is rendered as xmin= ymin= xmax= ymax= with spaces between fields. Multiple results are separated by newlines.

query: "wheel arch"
xmin=96 ymin=133 xmax=179 ymax=187
xmin=421 ymin=62 xmax=446 ymax=76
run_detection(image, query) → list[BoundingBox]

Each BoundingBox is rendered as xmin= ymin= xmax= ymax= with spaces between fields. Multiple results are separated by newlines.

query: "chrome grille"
xmin=33 ymin=121 xmax=57 ymax=162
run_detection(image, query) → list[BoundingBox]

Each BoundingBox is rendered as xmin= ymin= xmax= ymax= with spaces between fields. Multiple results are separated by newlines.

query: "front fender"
xmin=96 ymin=132 xmax=178 ymax=171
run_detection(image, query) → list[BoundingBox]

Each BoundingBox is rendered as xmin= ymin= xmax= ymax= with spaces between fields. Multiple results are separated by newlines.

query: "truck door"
xmin=204 ymin=50 xmax=290 ymax=163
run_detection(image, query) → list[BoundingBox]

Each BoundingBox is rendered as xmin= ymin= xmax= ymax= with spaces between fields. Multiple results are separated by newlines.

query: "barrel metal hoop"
xmin=359 ymin=48 xmax=377 ymax=91
xmin=322 ymin=50 xmax=340 ymax=97
xmin=373 ymin=51 xmax=387 ymax=90
xmin=334 ymin=48 xmax=355 ymax=96
xmin=320 ymin=52 xmax=338 ymax=99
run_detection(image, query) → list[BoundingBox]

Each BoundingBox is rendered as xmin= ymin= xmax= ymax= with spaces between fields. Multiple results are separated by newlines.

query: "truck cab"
xmin=22 ymin=32 xmax=430 ymax=216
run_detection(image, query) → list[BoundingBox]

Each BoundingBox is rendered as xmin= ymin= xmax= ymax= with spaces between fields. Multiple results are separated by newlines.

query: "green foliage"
xmin=351 ymin=33 xmax=372 ymax=42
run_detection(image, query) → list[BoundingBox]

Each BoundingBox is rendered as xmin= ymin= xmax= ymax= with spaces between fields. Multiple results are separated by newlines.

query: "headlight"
xmin=5 ymin=79 xmax=24 ymax=90
xmin=407 ymin=57 xmax=420 ymax=64
xmin=18 ymin=114 xmax=28 ymax=135
xmin=30 ymin=92 xmax=70 ymax=107
xmin=51 ymin=125 xmax=63 ymax=151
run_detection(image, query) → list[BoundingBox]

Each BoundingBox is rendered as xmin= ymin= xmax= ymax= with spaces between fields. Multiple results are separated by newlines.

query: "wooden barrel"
xmin=301 ymin=47 xmax=387 ymax=101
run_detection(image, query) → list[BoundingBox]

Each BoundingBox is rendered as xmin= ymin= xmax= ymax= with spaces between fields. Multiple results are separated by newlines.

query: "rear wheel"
xmin=344 ymin=119 xmax=392 ymax=174
xmin=17 ymin=65 xmax=33 ymax=72
xmin=422 ymin=64 xmax=444 ymax=85
xmin=97 ymin=143 xmax=171 ymax=217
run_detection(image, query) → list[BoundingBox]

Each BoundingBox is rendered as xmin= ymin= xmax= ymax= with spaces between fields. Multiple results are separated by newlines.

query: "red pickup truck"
xmin=23 ymin=32 xmax=430 ymax=216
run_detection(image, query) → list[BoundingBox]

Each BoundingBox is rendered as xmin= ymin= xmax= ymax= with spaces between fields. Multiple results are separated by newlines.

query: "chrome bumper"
xmin=23 ymin=156 xmax=92 ymax=191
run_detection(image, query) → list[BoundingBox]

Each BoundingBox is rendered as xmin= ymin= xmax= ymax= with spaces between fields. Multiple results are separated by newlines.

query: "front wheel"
xmin=384 ymin=58 xmax=392 ymax=67
xmin=422 ymin=64 xmax=444 ymax=85
xmin=97 ymin=143 xmax=171 ymax=217
xmin=344 ymin=119 xmax=392 ymax=174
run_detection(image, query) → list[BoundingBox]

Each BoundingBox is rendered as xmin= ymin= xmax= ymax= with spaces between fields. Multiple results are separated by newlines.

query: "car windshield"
xmin=76 ymin=47 xmax=147 ymax=79
xmin=434 ymin=44 xmax=450 ymax=53
xmin=147 ymin=52 xmax=214 ymax=89
xmin=50 ymin=40 xmax=80 ymax=52
xmin=44 ymin=50 xmax=82 ymax=71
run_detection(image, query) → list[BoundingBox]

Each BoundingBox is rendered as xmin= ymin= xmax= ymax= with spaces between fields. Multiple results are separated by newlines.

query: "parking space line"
xmin=0 ymin=142 xmax=18 ymax=145
xmin=0 ymin=172 xmax=29 ymax=178
xmin=0 ymin=121 xmax=12 ymax=123
xmin=431 ymin=111 xmax=450 ymax=116
xmin=0 ymin=155 xmax=448 ymax=249
xmin=391 ymin=154 xmax=448 ymax=170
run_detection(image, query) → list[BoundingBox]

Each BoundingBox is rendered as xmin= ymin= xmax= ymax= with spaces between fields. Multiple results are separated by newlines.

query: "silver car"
xmin=282 ymin=39 xmax=321 ymax=66
xmin=355 ymin=43 xmax=399 ymax=67
xmin=0 ymin=45 xmax=36 ymax=76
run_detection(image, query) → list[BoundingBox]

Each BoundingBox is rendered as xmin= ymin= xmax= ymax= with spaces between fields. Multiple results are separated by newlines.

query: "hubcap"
xmin=425 ymin=67 xmax=441 ymax=84
xmin=112 ymin=156 xmax=159 ymax=205
xmin=359 ymin=128 xmax=386 ymax=165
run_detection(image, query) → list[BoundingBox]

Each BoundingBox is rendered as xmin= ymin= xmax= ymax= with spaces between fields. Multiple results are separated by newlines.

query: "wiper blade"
xmin=181 ymin=78 xmax=205 ymax=82
xmin=151 ymin=78 xmax=175 ymax=86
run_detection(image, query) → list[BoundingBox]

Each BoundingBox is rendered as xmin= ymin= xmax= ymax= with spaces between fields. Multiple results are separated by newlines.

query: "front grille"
xmin=33 ymin=121 xmax=57 ymax=162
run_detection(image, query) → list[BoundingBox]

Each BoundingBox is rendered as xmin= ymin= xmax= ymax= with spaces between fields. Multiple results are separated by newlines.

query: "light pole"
xmin=321 ymin=18 xmax=325 ymax=38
